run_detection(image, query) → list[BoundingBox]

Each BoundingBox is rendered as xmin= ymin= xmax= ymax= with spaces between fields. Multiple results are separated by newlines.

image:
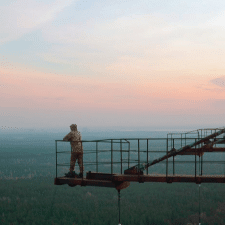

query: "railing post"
xmin=55 ymin=140 xmax=57 ymax=178
xmin=181 ymin=134 xmax=182 ymax=148
xmin=201 ymin=130 xmax=203 ymax=147
xmin=128 ymin=141 xmax=130 ymax=169
xmin=125 ymin=139 xmax=130 ymax=170
xmin=166 ymin=138 xmax=168 ymax=178
xmin=201 ymin=153 xmax=203 ymax=176
xmin=96 ymin=142 xmax=98 ymax=173
xmin=173 ymin=139 xmax=175 ymax=176
xmin=81 ymin=140 xmax=83 ymax=180
xmin=111 ymin=139 xmax=113 ymax=174
xmin=195 ymin=138 xmax=197 ymax=179
xmin=120 ymin=139 xmax=122 ymax=174
xmin=147 ymin=139 xmax=149 ymax=175
xmin=138 ymin=139 xmax=140 ymax=176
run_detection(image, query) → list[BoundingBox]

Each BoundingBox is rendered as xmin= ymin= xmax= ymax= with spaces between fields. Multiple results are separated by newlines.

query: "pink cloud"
xmin=1 ymin=63 xmax=224 ymax=116
xmin=210 ymin=76 xmax=225 ymax=88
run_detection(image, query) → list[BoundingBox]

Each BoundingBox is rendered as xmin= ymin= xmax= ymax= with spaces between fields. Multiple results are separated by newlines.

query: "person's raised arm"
xmin=63 ymin=132 xmax=72 ymax=141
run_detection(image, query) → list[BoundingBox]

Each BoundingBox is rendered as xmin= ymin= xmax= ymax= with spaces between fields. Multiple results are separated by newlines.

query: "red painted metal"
xmin=55 ymin=127 xmax=225 ymax=190
xmin=54 ymin=173 xmax=225 ymax=190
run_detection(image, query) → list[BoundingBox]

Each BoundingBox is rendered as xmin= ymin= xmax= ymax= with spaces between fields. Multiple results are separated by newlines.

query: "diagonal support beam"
xmin=124 ymin=129 xmax=225 ymax=174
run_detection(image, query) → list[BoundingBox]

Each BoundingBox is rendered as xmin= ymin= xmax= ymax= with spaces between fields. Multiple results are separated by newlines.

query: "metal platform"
xmin=54 ymin=173 xmax=130 ymax=190
xmin=54 ymin=172 xmax=225 ymax=190
xmin=54 ymin=127 xmax=225 ymax=190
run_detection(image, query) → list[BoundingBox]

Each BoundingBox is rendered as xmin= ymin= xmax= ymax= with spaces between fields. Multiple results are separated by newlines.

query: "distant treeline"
xmin=1 ymin=132 xmax=225 ymax=224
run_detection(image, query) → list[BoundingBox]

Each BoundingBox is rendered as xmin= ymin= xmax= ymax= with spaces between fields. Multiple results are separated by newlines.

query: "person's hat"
xmin=70 ymin=124 xmax=77 ymax=129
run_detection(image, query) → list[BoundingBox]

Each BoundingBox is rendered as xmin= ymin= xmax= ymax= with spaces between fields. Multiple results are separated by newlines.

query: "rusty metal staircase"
xmin=124 ymin=128 xmax=225 ymax=175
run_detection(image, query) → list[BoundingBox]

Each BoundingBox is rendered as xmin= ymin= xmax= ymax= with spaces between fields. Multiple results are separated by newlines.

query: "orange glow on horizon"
xmin=1 ymin=63 xmax=224 ymax=116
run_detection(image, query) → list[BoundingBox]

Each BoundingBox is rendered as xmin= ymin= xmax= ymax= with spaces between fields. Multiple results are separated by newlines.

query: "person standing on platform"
xmin=63 ymin=124 xmax=84 ymax=178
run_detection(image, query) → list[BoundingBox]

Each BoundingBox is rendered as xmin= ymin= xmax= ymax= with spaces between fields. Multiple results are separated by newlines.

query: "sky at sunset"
xmin=1 ymin=0 xmax=225 ymax=131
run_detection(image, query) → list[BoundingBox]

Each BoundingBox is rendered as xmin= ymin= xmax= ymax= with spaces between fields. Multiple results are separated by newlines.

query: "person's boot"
xmin=65 ymin=171 xmax=77 ymax=178
xmin=72 ymin=171 xmax=80 ymax=178
xmin=65 ymin=171 xmax=72 ymax=177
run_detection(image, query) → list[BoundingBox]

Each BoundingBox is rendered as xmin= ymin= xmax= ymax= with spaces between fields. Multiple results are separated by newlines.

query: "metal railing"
xmin=55 ymin=135 xmax=225 ymax=179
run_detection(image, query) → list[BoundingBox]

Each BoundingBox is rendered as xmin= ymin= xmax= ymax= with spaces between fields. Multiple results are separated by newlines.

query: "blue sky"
xmin=0 ymin=0 xmax=225 ymax=131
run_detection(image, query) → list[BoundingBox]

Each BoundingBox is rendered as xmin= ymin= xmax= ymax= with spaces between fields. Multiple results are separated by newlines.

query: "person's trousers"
xmin=70 ymin=152 xmax=84 ymax=173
